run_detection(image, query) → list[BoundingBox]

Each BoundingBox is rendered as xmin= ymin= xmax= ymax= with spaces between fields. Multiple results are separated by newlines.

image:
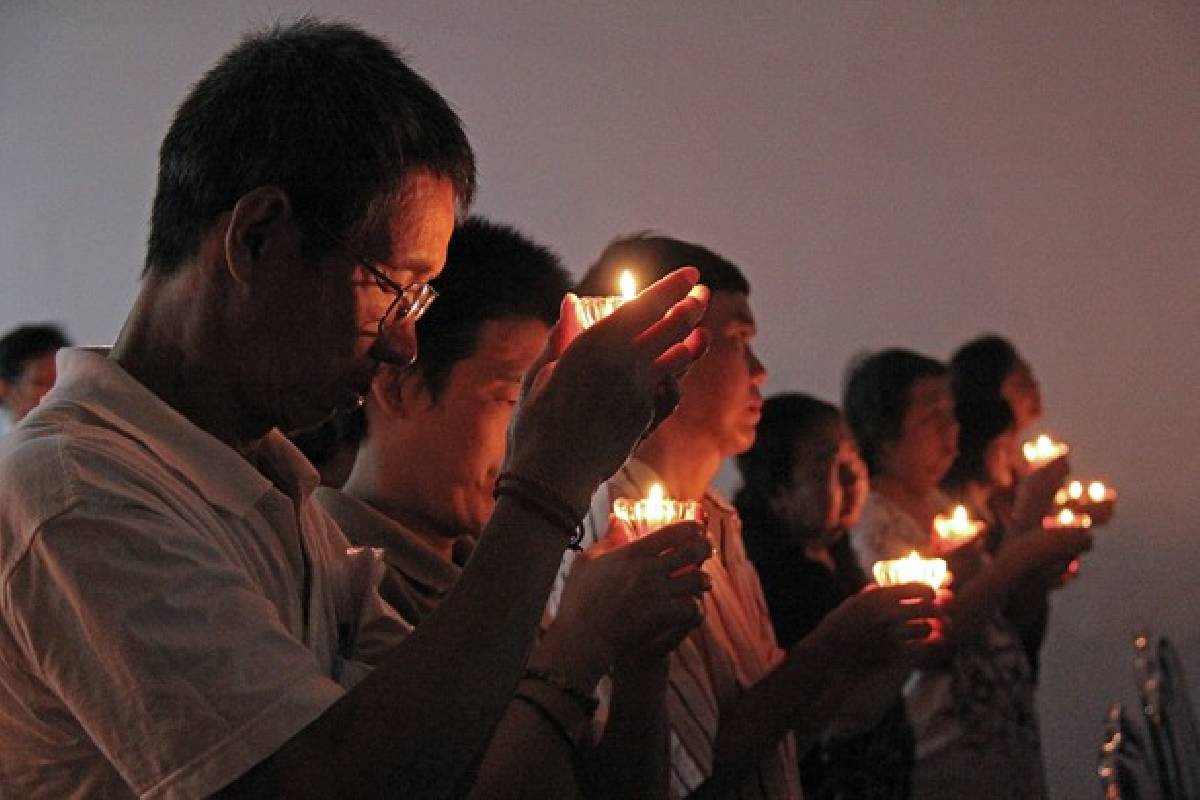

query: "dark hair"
xmin=0 ymin=324 xmax=71 ymax=382
xmin=734 ymin=394 xmax=841 ymax=542
xmin=145 ymin=18 xmax=475 ymax=276
xmin=315 ymin=216 xmax=569 ymax=451
xmin=575 ymin=233 xmax=750 ymax=297
xmin=942 ymin=394 xmax=1014 ymax=491
xmin=949 ymin=335 xmax=1020 ymax=408
xmin=842 ymin=348 xmax=947 ymax=476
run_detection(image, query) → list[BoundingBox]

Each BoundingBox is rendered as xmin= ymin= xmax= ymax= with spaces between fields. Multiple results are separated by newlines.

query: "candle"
xmin=1054 ymin=479 xmax=1116 ymax=526
xmin=933 ymin=505 xmax=986 ymax=553
xmin=612 ymin=482 xmax=702 ymax=539
xmin=1043 ymin=507 xmax=1093 ymax=530
xmin=577 ymin=270 xmax=638 ymax=328
xmin=872 ymin=551 xmax=950 ymax=591
xmin=1022 ymin=434 xmax=1070 ymax=468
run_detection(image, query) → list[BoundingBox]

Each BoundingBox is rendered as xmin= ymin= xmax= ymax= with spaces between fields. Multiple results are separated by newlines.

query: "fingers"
xmin=584 ymin=515 xmax=632 ymax=558
xmin=519 ymin=295 xmax=574 ymax=398
xmin=608 ymin=267 xmax=701 ymax=332
xmin=651 ymin=327 xmax=711 ymax=381
xmin=634 ymin=284 xmax=711 ymax=360
xmin=625 ymin=520 xmax=707 ymax=557
xmin=665 ymin=568 xmax=712 ymax=599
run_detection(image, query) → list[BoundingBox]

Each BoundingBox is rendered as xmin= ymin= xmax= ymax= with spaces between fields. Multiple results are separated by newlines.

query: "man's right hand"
xmin=503 ymin=268 xmax=710 ymax=514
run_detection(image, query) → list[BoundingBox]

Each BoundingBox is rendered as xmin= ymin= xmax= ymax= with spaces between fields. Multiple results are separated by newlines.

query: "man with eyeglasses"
xmin=0 ymin=20 xmax=710 ymax=799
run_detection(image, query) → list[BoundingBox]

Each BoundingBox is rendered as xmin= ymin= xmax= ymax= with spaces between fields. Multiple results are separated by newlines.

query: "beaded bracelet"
xmin=493 ymin=471 xmax=588 ymax=550
xmin=521 ymin=665 xmax=600 ymax=716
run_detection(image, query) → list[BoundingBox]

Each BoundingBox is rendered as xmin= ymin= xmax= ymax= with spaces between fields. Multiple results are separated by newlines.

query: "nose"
xmin=748 ymin=347 xmax=767 ymax=385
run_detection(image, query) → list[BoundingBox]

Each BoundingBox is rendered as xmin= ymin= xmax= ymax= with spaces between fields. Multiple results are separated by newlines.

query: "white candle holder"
xmin=933 ymin=505 xmax=986 ymax=554
xmin=1043 ymin=507 xmax=1093 ymax=530
xmin=612 ymin=483 xmax=702 ymax=540
xmin=1054 ymin=479 xmax=1116 ymax=526
xmin=1023 ymin=434 xmax=1070 ymax=469
xmin=576 ymin=270 xmax=638 ymax=328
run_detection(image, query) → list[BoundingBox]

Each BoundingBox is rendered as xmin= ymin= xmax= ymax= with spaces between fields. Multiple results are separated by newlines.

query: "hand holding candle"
xmin=577 ymin=269 xmax=638 ymax=328
xmin=1023 ymin=434 xmax=1070 ymax=469
xmin=933 ymin=505 xmax=986 ymax=555
xmin=1043 ymin=507 xmax=1093 ymax=530
xmin=1054 ymin=479 xmax=1117 ymax=526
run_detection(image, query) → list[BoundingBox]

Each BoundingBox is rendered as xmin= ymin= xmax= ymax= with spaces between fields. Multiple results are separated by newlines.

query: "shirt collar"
xmin=313 ymin=487 xmax=472 ymax=596
xmin=45 ymin=348 xmax=318 ymax=516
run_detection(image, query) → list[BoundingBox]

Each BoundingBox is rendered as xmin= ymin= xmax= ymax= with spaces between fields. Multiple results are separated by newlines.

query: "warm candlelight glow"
xmin=619 ymin=270 xmax=637 ymax=300
xmin=933 ymin=505 xmax=985 ymax=553
xmin=873 ymin=551 xmax=949 ymax=591
xmin=613 ymin=482 xmax=701 ymax=539
xmin=1023 ymin=434 xmax=1070 ymax=468
xmin=577 ymin=270 xmax=639 ymax=328
xmin=1054 ymin=478 xmax=1116 ymax=525
xmin=1088 ymin=481 xmax=1111 ymax=503
xmin=1044 ymin=507 xmax=1093 ymax=530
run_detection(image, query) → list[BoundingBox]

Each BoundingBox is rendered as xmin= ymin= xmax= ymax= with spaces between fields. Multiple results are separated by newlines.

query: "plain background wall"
xmin=2 ymin=2 xmax=1198 ymax=795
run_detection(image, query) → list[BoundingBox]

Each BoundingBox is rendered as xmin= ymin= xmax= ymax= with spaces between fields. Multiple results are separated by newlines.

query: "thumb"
xmin=519 ymin=294 xmax=575 ymax=399
xmin=586 ymin=515 xmax=633 ymax=558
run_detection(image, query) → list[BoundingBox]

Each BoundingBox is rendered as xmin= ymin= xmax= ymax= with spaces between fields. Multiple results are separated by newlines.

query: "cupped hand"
xmin=1011 ymin=454 xmax=1070 ymax=533
xmin=811 ymin=583 xmax=940 ymax=671
xmin=503 ymin=268 xmax=710 ymax=513
xmin=548 ymin=519 xmax=713 ymax=682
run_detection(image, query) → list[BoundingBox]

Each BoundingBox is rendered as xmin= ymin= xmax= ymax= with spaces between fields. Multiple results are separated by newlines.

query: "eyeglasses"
xmin=312 ymin=220 xmax=438 ymax=365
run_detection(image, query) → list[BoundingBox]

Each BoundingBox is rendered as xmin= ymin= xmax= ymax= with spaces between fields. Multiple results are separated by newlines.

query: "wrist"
xmin=532 ymin=625 xmax=610 ymax=692
xmin=505 ymin=453 xmax=599 ymax=519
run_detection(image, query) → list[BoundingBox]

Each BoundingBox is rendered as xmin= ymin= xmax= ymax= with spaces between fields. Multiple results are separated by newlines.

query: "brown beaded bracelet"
xmin=493 ymin=472 xmax=588 ymax=550
xmin=521 ymin=665 xmax=600 ymax=716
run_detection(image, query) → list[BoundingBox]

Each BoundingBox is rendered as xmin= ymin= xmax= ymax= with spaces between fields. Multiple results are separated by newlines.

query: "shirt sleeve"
xmin=2 ymin=501 xmax=345 ymax=799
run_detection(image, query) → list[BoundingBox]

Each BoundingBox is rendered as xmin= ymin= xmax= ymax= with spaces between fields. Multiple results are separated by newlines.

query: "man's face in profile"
xmin=2 ymin=351 xmax=59 ymax=421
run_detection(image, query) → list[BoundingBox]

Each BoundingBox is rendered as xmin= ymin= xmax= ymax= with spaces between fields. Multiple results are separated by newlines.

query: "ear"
xmin=369 ymin=364 xmax=432 ymax=421
xmin=224 ymin=187 xmax=295 ymax=286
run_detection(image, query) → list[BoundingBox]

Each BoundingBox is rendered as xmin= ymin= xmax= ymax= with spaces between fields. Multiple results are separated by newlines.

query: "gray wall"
xmin=3 ymin=2 xmax=1198 ymax=795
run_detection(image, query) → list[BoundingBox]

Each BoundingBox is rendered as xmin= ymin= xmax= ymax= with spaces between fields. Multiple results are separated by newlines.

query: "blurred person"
xmin=0 ymin=323 xmax=70 ymax=435
xmin=737 ymin=393 xmax=917 ymax=799
xmin=844 ymin=349 xmax=1090 ymax=800
xmin=552 ymin=236 xmax=938 ymax=800
xmin=0 ymin=20 xmax=711 ymax=799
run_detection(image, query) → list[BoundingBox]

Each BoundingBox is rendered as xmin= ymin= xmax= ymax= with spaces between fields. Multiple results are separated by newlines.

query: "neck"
xmin=633 ymin=419 xmax=722 ymax=501
xmin=343 ymin=439 xmax=457 ymax=562
xmin=111 ymin=271 xmax=267 ymax=451
xmin=873 ymin=474 xmax=939 ymax=530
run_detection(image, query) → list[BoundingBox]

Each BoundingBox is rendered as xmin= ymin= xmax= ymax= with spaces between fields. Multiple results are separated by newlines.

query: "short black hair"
xmin=414 ymin=216 xmax=569 ymax=400
xmin=735 ymin=393 xmax=841 ymax=520
xmin=575 ymin=233 xmax=750 ymax=297
xmin=145 ymin=17 xmax=475 ymax=276
xmin=949 ymin=334 xmax=1020 ymax=410
xmin=0 ymin=324 xmax=71 ymax=382
xmin=842 ymin=348 xmax=947 ymax=476
xmin=309 ymin=216 xmax=569 ymax=454
xmin=942 ymin=394 xmax=1014 ymax=491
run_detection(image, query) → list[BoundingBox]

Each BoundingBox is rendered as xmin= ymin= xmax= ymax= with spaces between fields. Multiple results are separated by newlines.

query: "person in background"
xmin=553 ymin=236 xmax=939 ymax=800
xmin=0 ymin=323 xmax=70 ymax=435
xmin=315 ymin=216 xmax=709 ymax=798
xmin=844 ymin=349 xmax=1090 ymax=799
xmin=737 ymin=392 xmax=917 ymax=799
xmin=0 ymin=20 xmax=711 ymax=798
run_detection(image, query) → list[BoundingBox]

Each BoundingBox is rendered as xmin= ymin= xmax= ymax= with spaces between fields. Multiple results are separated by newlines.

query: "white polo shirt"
xmin=0 ymin=349 xmax=408 ymax=799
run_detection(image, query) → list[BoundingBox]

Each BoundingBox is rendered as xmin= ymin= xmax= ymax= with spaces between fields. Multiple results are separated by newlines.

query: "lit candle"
xmin=1022 ymin=434 xmax=1070 ymax=468
xmin=1043 ymin=507 xmax=1093 ymax=530
xmin=933 ymin=505 xmax=986 ymax=553
xmin=613 ymin=482 xmax=702 ymax=539
xmin=872 ymin=551 xmax=950 ymax=591
xmin=577 ymin=269 xmax=638 ymax=328
xmin=1054 ymin=479 xmax=1116 ymax=526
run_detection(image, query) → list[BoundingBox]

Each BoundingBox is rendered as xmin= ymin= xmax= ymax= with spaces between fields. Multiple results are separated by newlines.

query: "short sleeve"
xmin=2 ymin=503 xmax=344 ymax=798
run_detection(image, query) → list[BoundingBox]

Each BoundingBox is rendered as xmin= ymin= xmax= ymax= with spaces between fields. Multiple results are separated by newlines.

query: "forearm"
xmin=468 ymin=698 xmax=586 ymax=800
xmin=824 ymin=662 xmax=911 ymax=741
xmin=945 ymin=553 xmax=1027 ymax=644
xmin=594 ymin=658 xmax=671 ymax=800
xmin=711 ymin=634 xmax=843 ymax=775
xmin=219 ymin=496 xmax=574 ymax=798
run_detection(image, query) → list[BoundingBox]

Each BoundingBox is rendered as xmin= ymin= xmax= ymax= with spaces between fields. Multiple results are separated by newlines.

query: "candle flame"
xmin=1052 ymin=508 xmax=1092 ymax=529
xmin=873 ymin=551 xmax=948 ymax=590
xmin=619 ymin=270 xmax=637 ymax=300
xmin=1087 ymin=481 xmax=1107 ymax=502
xmin=1068 ymin=481 xmax=1083 ymax=500
xmin=1023 ymin=434 xmax=1069 ymax=465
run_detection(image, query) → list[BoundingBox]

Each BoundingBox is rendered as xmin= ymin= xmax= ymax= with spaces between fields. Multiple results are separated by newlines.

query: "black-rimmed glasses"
xmin=311 ymin=220 xmax=438 ymax=365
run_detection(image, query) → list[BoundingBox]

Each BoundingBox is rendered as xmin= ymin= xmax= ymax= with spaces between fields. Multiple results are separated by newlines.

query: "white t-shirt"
xmin=0 ymin=349 xmax=408 ymax=799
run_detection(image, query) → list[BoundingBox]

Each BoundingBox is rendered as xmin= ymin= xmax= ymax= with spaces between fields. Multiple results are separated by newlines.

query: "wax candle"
xmin=612 ymin=482 xmax=702 ymax=539
xmin=872 ymin=551 xmax=950 ymax=591
xmin=1023 ymin=434 xmax=1070 ymax=468
xmin=933 ymin=505 xmax=986 ymax=553
xmin=577 ymin=270 xmax=638 ymax=328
